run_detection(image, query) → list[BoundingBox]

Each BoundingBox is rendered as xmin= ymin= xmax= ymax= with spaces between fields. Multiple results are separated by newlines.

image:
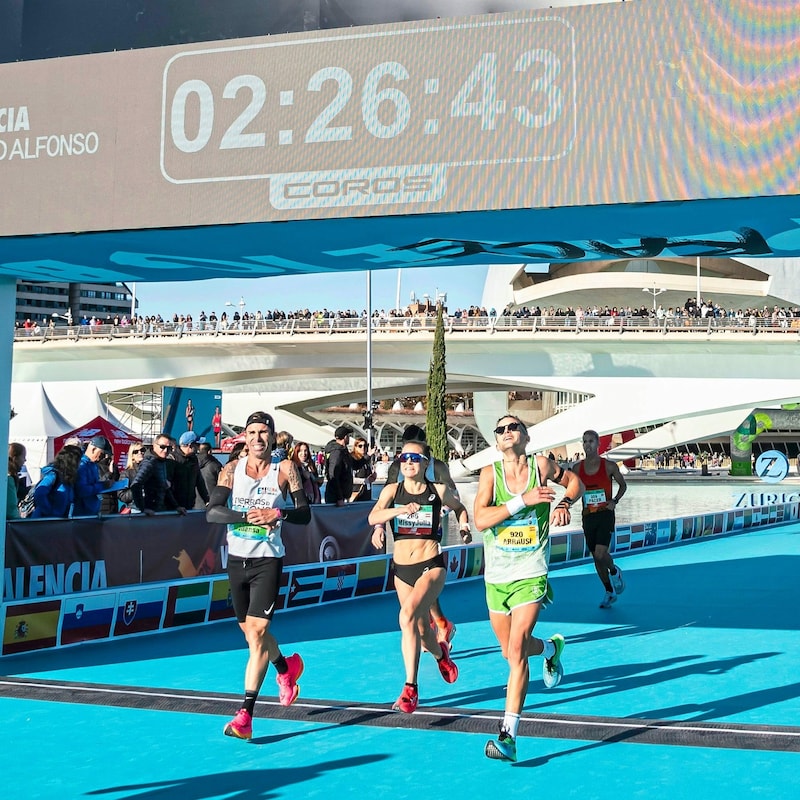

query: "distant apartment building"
xmin=15 ymin=281 xmax=136 ymax=326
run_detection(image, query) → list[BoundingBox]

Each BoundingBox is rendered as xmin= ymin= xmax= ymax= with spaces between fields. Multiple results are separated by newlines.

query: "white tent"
xmin=9 ymin=383 xmax=74 ymax=482
xmin=30 ymin=382 xmax=132 ymax=432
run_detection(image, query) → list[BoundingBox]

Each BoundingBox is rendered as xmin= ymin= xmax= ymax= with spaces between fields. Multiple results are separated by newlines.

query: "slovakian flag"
xmin=114 ymin=587 xmax=165 ymax=636
xmin=208 ymin=578 xmax=235 ymax=621
xmin=355 ymin=557 xmax=388 ymax=596
xmin=322 ymin=563 xmax=357 ymax=603
xmin=287 ymin=566 xmax=325 ymax=608
xmin=163 ymin=582 xmax=209 ymax=628
xmin=61 ymin=593 xmax=115 ymax=646
xmin=3 ymin=599 xmax=61 ymax=655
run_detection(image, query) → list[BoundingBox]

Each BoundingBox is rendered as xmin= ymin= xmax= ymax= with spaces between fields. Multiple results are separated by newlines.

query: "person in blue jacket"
xmin=73 ymin=436 xmax=113 ymax=516
xmin=31 ymin=444 xmax=82 ymax=518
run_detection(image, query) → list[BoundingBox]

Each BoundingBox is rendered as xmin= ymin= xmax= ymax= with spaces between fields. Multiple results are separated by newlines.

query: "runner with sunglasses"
xmin=368 ymin=439 xmax=469 ymax=714
xmin=474 ymin=415 xmax=583 ymax=763
xmin=382 ymin=424 xmax=468 ymax=649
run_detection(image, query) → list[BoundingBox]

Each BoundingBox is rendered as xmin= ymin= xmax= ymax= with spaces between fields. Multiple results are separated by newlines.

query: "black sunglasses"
xmin=494 ymin=422 xmax=523 ymax=436
xmin=131 ymin=448 xmax=143 ymax=454
xmin=399 ymin=452 xmax=427 ymax=463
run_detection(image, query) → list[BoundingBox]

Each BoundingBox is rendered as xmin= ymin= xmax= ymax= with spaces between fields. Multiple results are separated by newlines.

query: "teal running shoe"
xmin=485 ymin=727 xmax=517 ymax=763
xmin=542 ymin=634 xmax=565 ymax=689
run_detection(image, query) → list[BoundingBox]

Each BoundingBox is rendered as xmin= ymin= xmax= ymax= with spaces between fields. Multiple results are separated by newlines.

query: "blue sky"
xmin=132 ymin=264 xmax=490 ymax=320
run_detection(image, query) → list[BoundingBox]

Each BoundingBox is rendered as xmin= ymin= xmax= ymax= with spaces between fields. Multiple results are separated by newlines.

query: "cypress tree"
xmin=425 ymin=304 xmax=448 ymax=460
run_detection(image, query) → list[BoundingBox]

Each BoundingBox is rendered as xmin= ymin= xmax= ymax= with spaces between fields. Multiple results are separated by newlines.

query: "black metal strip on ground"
xmin=1 ymin=676 xmax=799 ymax=752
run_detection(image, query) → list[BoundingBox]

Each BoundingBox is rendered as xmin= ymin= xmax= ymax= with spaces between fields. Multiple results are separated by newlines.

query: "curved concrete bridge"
xmin=12 ymin=322 xmax=800 ymax=461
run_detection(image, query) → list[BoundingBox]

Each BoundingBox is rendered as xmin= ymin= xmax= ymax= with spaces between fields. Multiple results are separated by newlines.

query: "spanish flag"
xmin=3 ymin=599 xmax=61 ymax=655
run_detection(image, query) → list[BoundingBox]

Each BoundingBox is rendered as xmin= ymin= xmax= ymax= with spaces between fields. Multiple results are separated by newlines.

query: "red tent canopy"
xmin=53 ymin=416 xmax=142 ymax=469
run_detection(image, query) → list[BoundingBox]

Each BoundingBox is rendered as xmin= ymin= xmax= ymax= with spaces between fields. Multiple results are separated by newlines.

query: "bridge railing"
xmin=13 ymin=313 xmax=800 ymax=342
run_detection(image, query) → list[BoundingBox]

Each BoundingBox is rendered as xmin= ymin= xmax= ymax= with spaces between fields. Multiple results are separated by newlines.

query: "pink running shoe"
xmin=223 ymin=708 xmax=252 ymax=740
xmin=436 ymin=619 xmax=457 ymax=647
xmin=392 ymin=683 xmax=418 ymax=714
xmin=276 ymin=653 xmax=304 ymax=706
xmin=436 ymin=640 xmax=459 ymax=684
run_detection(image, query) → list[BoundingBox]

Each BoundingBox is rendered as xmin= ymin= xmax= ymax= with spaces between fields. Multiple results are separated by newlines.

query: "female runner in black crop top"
xmin=368 ymin=439 xmax=469 ymax=714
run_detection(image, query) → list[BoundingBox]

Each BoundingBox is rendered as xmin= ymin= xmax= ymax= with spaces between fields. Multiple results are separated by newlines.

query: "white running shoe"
xmin=610 ymin=567 xmax=625 ymax=595
xmin=599 ymin=591 xmax=617 ymax=609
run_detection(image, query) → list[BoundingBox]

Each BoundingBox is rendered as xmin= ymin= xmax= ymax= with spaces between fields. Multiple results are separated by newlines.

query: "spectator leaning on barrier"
xmin=73 ymin=435 xmax=114 ymax=516
xmin=30 ymin=444 xmax=82 ymax=519
xmin=130 ymin=433 xmax=186 ymax=515
xmin=173 ymin=431 xmax=210 ymax=510
xmin=323 ymin=424 xmax=353 ymax=506
xmin=118 ymin=442 xmax=146 ymax=511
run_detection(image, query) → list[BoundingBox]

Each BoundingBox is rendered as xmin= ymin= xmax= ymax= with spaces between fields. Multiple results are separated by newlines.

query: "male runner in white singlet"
xmin=206 ymin=411 xmax=311 ymax=741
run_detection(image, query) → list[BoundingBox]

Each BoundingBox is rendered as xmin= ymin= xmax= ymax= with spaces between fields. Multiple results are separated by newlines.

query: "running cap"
xmin=89 ymin=435 xmax=113 ymax=455
xmin=179 ymin=431 xmax=198 ymax=446
xmin=245 ymin=411 xmax=275 ymax=430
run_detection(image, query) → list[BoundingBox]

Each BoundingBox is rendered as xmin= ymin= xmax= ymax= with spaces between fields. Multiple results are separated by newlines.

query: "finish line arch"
xmin=2 ymin=0 xmax=800 ymax=522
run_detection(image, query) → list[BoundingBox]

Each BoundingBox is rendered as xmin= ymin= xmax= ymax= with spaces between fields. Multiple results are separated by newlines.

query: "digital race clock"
xmin=161 ymin=16 xmax=576 ymax=210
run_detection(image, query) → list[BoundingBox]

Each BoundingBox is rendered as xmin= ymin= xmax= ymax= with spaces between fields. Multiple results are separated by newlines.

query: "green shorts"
xmin=485 ymin=575 xmax=553 ymax=615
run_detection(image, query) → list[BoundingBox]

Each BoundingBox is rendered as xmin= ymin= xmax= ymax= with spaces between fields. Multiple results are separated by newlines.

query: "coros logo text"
xmin=283 ymin=174 xmax=434 ymax=200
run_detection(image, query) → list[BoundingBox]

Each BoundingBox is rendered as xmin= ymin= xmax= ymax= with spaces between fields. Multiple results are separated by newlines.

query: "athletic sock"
xmin=609 ymin=567 xmax=618 ymax=575
xmin=272 ymin=654 xmax=288 ymax=674
xmin=542 ymin=639 xmax=555 ymax=660
xmin=502 ymin=712 xmax=521 ymax=739
xmin=242 ymin=690 xmax=258 ymax=715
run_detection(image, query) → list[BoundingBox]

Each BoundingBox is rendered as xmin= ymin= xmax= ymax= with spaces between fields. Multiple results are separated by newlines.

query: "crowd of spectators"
xmin=15 ymin=295 xmax=800 ymax=338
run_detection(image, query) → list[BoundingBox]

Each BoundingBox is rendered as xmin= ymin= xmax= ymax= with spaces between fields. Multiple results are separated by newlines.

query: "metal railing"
xmin=13 ymin=313 xmax=800 ymax=343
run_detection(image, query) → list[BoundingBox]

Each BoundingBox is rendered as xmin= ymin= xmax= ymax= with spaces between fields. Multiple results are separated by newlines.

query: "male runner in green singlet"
xmin=474 ymin=415 xmax=582 ymax=763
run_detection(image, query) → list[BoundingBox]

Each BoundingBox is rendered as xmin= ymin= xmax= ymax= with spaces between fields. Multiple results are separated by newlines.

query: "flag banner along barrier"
xmin=2 ymin=503 xmax=797 ymax=656
xmin=4 ymin=504 xmax=376 ymax=602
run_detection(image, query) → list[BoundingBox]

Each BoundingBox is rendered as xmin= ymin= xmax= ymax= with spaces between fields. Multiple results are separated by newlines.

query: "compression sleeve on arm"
xmin=282 ymin=488 xmax=311 ymax=525
xmin=205 ymin=485 xmax=245 ymax=524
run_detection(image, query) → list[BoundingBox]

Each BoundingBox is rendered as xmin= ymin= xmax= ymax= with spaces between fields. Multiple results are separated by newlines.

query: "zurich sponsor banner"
xmin=114 ymin=587 xmax=166 ymax=636
xmin=61 ymin=593 xmax=115 ymax=645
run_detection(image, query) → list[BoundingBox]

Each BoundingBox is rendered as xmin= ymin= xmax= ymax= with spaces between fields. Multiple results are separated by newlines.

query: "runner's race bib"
xmin=583 ymin=488 xmax=607 ymax=512
xmin=494 ymin=518 xmax=540 ymax=552
xmin=395 ymin=505 xmax=434 ymax=537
